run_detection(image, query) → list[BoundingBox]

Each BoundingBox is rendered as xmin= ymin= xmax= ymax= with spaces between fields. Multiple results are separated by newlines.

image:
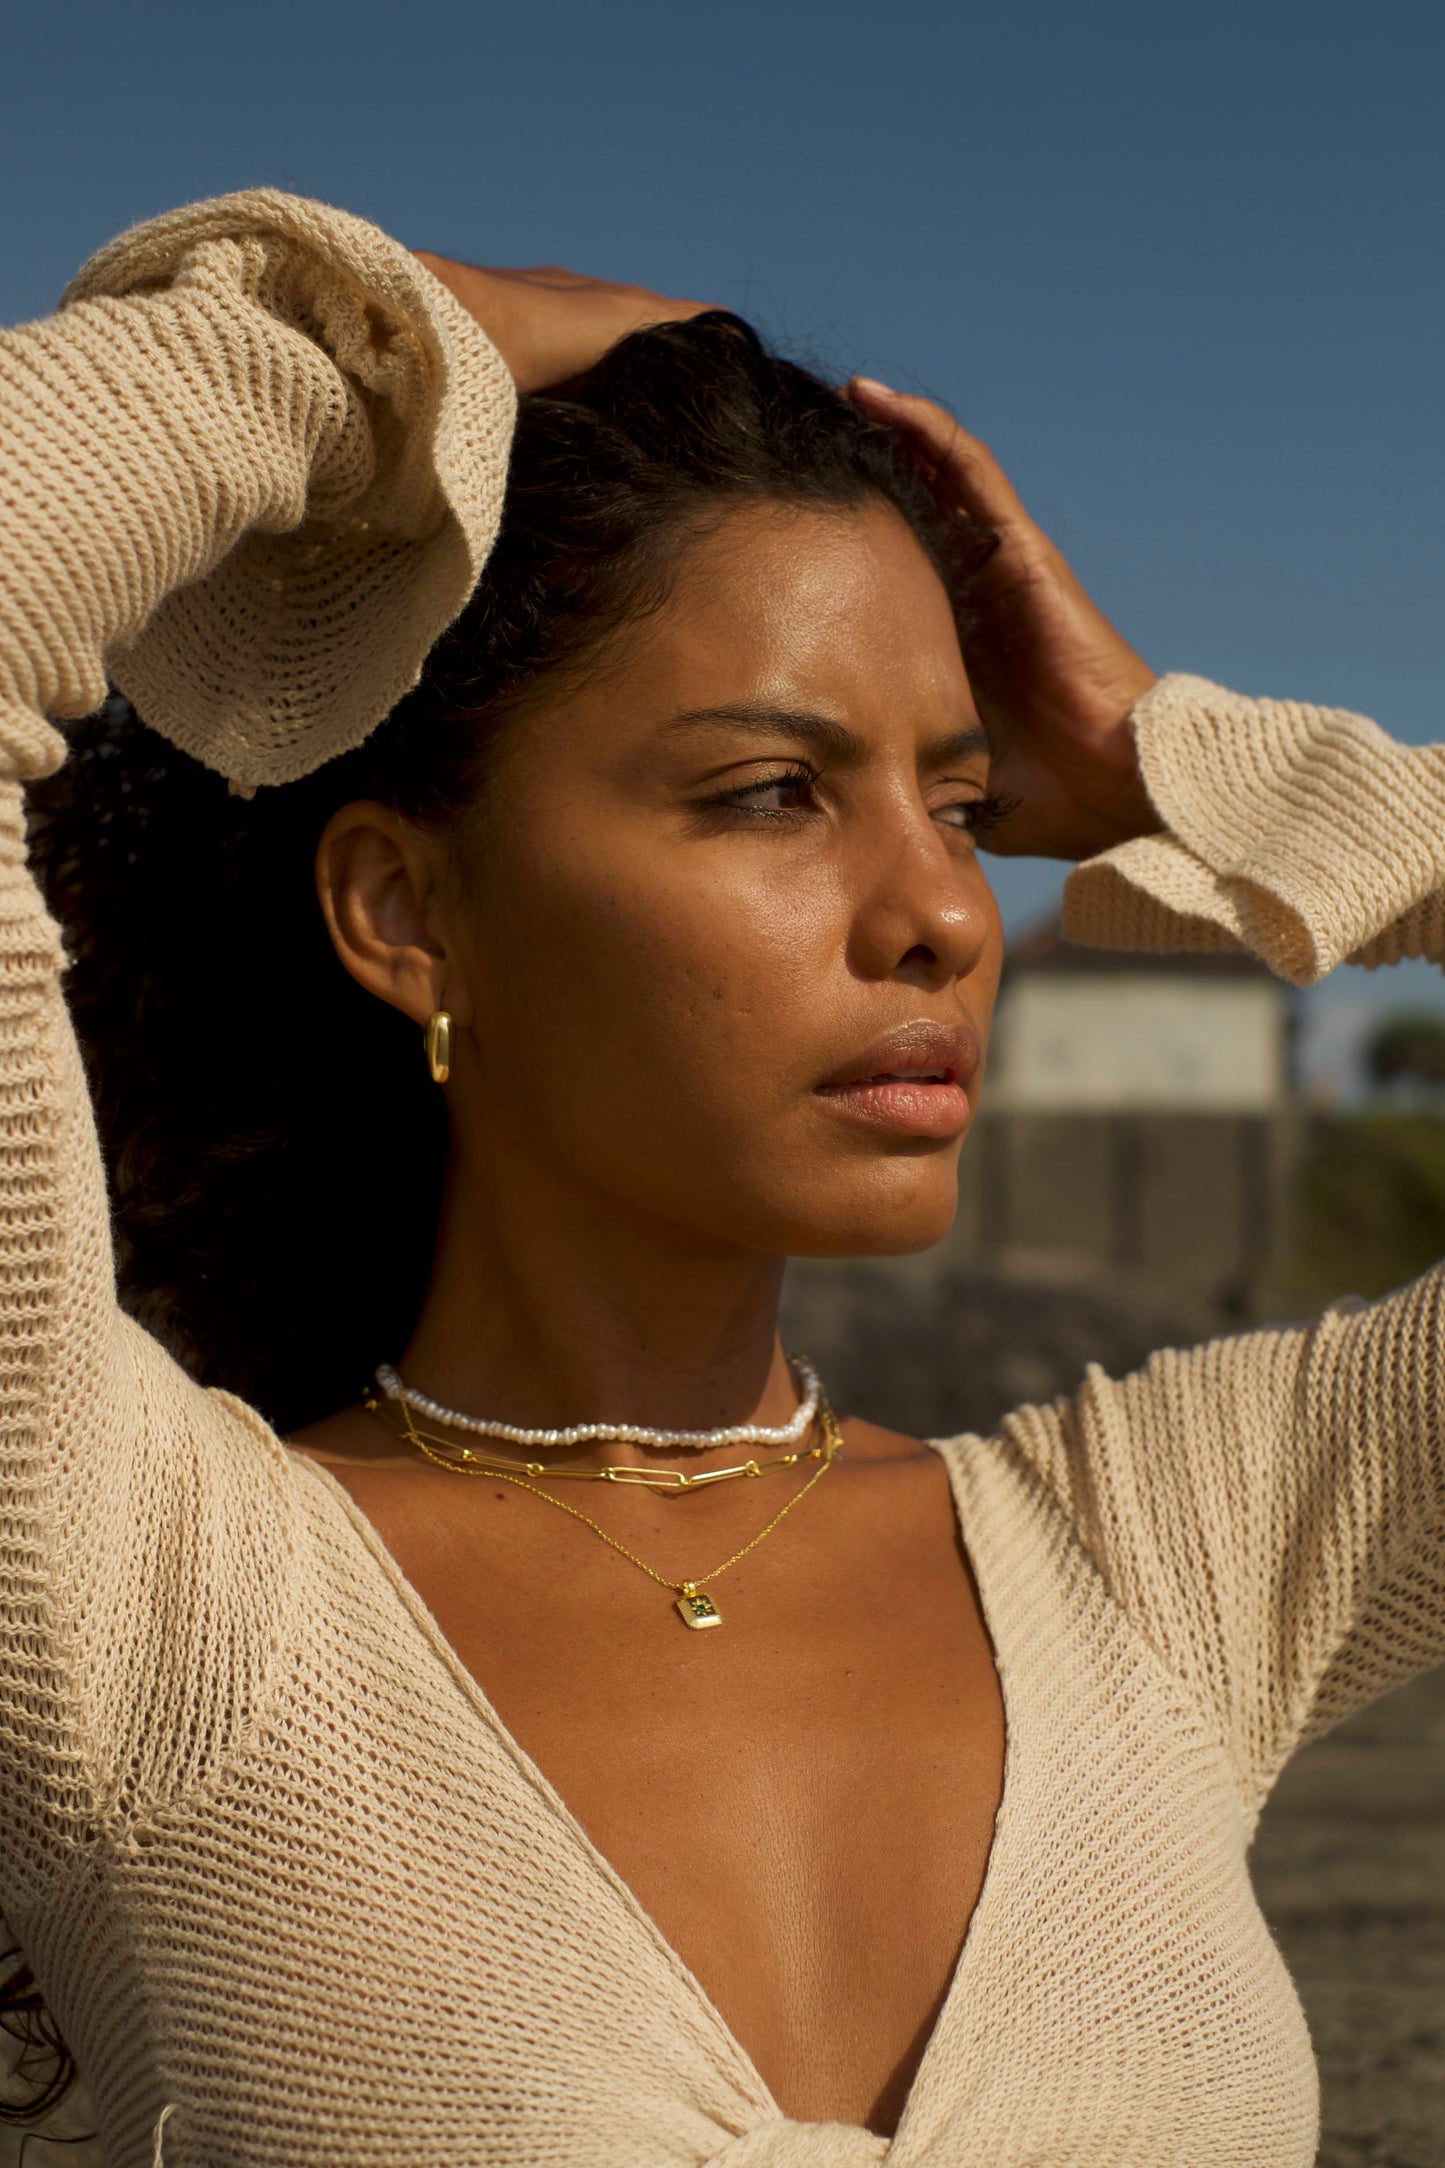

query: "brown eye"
xmin=701 ymin=765 xmax=817 ymax=819
xmin=964 ymin=792 xmax=1019 ymax=836
xmin=935 ymin=792 xmax=1017 ymax=837
xmin=737 ymin=777 xmax=808 ymax=812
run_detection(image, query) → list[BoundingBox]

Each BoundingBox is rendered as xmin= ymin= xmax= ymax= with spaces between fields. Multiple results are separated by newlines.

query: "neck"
xmin=396 ymin=1140 xmax=803 ymax=1468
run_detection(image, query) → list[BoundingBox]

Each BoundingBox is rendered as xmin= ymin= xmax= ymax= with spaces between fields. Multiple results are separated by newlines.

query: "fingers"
xmin=407 ymin=256 xmax=717 ymax=393
xmin=844 ymin=377 xmax=1034 ymax=538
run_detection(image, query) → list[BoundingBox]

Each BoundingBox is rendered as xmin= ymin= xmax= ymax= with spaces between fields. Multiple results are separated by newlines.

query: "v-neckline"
xmin=290 ymin=1432 xmax=1018 ymax=2155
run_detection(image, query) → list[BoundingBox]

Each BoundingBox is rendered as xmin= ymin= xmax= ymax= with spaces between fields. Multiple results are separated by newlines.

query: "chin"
xmin=763 ymin=1165 xmax=962 ymax=1262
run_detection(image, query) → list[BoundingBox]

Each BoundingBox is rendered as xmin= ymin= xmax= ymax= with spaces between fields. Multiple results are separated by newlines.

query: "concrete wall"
xmin=942 ymin=1104 xmax=1296 ymax=1306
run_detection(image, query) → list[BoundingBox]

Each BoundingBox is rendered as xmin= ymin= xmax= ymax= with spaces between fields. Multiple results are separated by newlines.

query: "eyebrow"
xmin=660 ymin=702 xmax=990 ymax=765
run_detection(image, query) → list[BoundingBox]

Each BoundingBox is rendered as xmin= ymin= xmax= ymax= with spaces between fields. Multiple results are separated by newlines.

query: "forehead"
xmin=562 ymin=497 xmax=974 ymax=741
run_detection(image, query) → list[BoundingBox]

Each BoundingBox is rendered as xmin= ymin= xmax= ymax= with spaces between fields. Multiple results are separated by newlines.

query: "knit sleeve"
xmin=0 ymin=190 xmax=513 ymax=1881
xmin=997 ymin=676 xmax=1445 ymax=1815
xmin=20 ymin=186 xmax=514 ymax=790
xmin=1062 ymin=673 xmax=1445 ymax=982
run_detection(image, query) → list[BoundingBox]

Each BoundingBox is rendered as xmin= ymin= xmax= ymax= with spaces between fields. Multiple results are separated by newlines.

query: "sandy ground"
xmin=1252 ymin=1663 xmax=1445 ymax=2167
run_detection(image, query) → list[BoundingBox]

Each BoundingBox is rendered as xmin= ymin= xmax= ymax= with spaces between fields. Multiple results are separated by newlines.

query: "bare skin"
xmin=292 ymin=265 xmax=1159 ymax=2137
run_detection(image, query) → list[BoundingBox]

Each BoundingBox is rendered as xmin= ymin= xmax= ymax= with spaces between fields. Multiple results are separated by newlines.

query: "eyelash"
xmin=699 ymin=762 xmax=1018 ymax=838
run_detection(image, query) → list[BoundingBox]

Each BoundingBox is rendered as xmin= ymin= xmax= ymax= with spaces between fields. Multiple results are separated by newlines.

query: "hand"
xmin=412 ymin=254 xmax=714 ymax=396
xmin=845 ymin=378 xmax=1161 ymax=860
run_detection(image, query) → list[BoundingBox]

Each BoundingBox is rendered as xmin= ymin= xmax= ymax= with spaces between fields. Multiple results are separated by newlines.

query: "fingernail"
xmin=849 ymin=375 xmax=895 ymax=397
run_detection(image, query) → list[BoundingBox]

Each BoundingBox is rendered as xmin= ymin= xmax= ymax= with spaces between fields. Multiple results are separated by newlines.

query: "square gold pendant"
xmin=675 ymin=1588 xmax=723 ymax=1630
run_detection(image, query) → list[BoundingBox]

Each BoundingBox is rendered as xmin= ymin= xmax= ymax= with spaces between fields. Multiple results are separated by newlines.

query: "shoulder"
xmin=835 ymin=1412 xmax=939 ymax=1465
xmin=286 ymin=1400 xmax=415 ymax=1471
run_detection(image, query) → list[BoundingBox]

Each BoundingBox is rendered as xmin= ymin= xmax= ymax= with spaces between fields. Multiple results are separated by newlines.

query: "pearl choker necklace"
xmin=372 ymin=1352 xmax=822 ymax=1453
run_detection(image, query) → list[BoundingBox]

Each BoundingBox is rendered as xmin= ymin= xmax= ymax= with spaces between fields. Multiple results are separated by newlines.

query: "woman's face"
xmin=442 ymin=495 xmax=1003 ymax=1259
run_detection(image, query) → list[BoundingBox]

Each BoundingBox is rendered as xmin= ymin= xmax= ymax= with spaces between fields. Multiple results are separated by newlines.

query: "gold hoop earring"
xmin=424 ymin=1010 xmax=452 ymax=1085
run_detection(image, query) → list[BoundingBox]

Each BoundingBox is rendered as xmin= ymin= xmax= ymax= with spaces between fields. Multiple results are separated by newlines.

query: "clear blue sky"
xmin=6 ymin=0 xmax=1443 ymax=1079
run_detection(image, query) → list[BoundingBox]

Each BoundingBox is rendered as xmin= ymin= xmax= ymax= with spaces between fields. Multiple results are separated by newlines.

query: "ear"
xmin=314 ymin=802 xmax=471 ymax=1030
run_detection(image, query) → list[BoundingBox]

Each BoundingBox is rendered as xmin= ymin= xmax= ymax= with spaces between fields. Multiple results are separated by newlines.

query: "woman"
xmin=0 ymin=187 xmax=1440 ymax=2167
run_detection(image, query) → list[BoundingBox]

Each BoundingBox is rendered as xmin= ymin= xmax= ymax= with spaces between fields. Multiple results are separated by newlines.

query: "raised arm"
xmin=0 ymin=188 xmax=522 ymax=1880
xmin=1054 ymin=677 xmax=1445 ymax=1808
xmin=845 ymin=378 xmax=1445 ymax=1812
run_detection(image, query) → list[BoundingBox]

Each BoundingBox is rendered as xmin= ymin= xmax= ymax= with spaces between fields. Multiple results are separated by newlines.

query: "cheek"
xmin=484 ymin=843 xmax=843 ymax=1136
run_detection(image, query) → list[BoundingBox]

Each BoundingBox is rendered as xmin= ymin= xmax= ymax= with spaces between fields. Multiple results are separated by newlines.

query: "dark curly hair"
xmin=3 ymin=309 xmax=992 ymax=2126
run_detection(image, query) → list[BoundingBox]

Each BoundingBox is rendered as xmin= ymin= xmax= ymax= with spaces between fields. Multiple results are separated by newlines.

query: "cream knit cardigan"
xmin=0 ymin=192 xmax=1442 ymax=2168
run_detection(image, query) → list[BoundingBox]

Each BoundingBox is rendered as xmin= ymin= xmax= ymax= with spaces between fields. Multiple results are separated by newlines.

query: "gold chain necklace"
xmin=370 ymin=1389 xmax=844 ymax=1630
xmin=363 ymin=1393 xmax=827 ymax=1490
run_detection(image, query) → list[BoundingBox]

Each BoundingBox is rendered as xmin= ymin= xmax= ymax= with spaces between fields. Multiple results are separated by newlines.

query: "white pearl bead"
xmin=373 ymin=1355 xmax=822 ymax=1453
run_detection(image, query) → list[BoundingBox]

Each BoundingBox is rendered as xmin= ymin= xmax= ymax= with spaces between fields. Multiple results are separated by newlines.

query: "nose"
xmin=844 ymin=793 xmax=994 ymax=991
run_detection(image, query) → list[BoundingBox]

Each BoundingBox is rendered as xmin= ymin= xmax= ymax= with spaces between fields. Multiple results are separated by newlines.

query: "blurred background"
xmin=4 ymin=1 xmax=1443 ymax=2161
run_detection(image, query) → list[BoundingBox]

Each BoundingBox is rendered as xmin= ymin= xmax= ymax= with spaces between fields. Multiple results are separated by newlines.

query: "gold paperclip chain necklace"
xmin=372 ymin=1389 xmax=844 ymax=1631
xmin=364 ymin=1395 xmax=826 ymax=1490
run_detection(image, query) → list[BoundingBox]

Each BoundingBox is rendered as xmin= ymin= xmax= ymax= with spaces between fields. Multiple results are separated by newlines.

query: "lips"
xmin=815 ymin=1019 xmax=981 ymax=1094
xmin=813 ymin=1020 xmax=980 ymax=1140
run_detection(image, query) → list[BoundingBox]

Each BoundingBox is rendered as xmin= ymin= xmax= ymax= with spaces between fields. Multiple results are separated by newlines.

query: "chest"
xmin=315 ymin=1447 xmax=1005 ymax=2133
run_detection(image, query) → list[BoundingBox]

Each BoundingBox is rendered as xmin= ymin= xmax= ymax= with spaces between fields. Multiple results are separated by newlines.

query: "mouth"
xmin=836 ymin=1066 xmax=957 ymax=1086
xmin=813 ymin=1024 xmax=979 ymax=1140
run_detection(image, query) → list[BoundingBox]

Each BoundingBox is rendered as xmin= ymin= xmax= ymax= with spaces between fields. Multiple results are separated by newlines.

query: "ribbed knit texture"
xmin=0 ymin=193 xmax=1442 ymax=2167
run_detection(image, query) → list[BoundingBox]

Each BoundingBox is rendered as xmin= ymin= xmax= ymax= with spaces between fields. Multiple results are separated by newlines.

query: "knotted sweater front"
xmin=0 ymin=190 xmax=1443 ymax=2168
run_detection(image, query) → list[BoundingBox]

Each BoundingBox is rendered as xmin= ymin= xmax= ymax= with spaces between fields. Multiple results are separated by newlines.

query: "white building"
xmin=947 ymin=921 xmax=1296 ymax=1304
xmin=986 ymin=920 xmax=1290 ymax=1114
